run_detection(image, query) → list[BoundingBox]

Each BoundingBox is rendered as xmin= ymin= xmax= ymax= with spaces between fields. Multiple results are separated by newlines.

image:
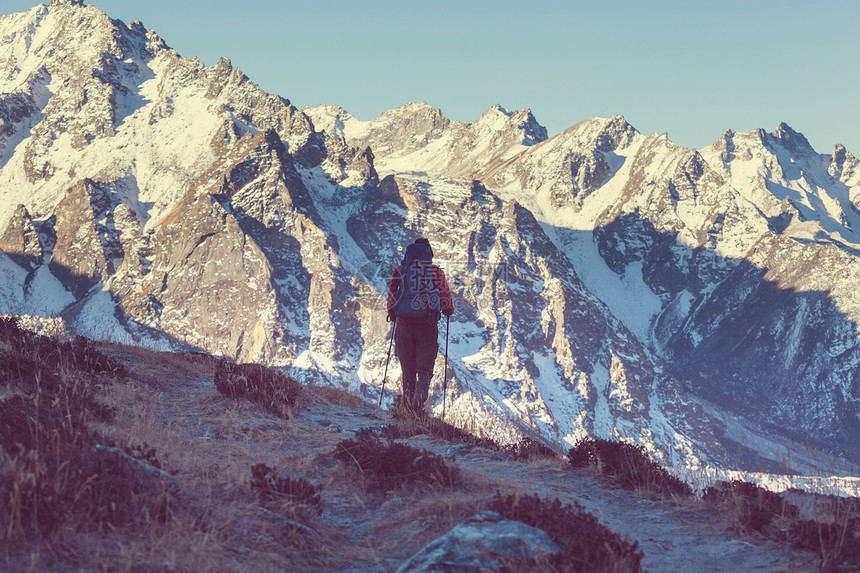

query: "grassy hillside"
xmin=1 ymin=317 xmax=856 ymax=571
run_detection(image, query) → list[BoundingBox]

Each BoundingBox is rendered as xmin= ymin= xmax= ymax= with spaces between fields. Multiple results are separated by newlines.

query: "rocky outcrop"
xmin=49 ymin=179 xmax=120 ymax=298
xmin=395 ymin=511 xmax=560 ymax=572
xmin=0 ymin=204 xmax=43 ymax=269
xmin=479 ymin=115 xmax=638 ymax=210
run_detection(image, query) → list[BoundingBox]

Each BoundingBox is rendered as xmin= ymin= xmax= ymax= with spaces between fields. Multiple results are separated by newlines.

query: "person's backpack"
xmin=393 ymin=242 xmax=441 ymax=323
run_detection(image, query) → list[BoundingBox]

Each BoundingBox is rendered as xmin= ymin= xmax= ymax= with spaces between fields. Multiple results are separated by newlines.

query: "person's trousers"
xmin=395 ymin=321 xmax=439 ymax=408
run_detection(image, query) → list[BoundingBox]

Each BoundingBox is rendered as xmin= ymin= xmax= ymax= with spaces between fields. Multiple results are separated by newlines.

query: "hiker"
xmin=387 ymin=237 xmax=453 ymax=412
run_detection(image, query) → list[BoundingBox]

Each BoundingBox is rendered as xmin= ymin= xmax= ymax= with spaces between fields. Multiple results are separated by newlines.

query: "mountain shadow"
xmin=0 ymin=250 xmax=208 ymax=356
xmin=578 ymin=212 xmax=860 ymax=462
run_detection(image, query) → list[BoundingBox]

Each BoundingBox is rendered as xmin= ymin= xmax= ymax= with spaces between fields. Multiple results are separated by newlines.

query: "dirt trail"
xmin=104 ymin=345 xmax=821 ymax=572
xmin=414 ymin=446 xmax=819 ymax=572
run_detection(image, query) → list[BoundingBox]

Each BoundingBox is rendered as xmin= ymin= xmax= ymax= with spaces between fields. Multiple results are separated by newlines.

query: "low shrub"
xmin=567 ymin=437 xmax=692 ymax=497
xmin=788 ymin=514 xmax=860 ymax=570
xmin=64 ymin=335 xmax=124 ymax=377
xmin=214 ymin=359 xmax=302 ymax=417
xmin=502 ymin=437 xmax=558 ymax=461
xmin=490 ymin=491 xmax=644 ymax=573
xmin=75 ymin=446 xmax=178 ymax=528
xmin=250 ymin=463 xmax=322 ymax=511
xmin=0 ymin=320 xmax=123 ymax=380
xmin=0 ymin=320 xmax=167 ymax=540
xmin=704 ymin=481 xmax=860 ymax=569
xmin=0 ymin=315 xmax=25 ymax=340
xmin=0 ymin=323 xmax=119 ymax=425
xmin=333 ymin=433 xmax=459 ymax=492
xmin=703 ymin=480 xmax=797 ymax=534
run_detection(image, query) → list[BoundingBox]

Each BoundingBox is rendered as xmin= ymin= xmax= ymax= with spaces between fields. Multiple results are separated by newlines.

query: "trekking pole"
xmin=442 ymin=314 xmax=450 ymax=420
xmin=379 ymin=319 xmax=396 ymax=408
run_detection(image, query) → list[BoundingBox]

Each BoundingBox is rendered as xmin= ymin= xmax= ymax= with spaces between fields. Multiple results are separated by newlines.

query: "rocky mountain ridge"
xmin=1 ymin=0 xmax=859 ymax=475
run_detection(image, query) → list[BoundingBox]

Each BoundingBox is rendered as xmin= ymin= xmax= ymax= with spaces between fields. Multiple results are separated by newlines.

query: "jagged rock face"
xmin=340 ymin=102 xmax=453 ymax=158
xmin=2 ymin=1 xmax=860 ymax=471
xmin=482 ymin=115 xmax=639 ymax=210
xmin=0 ymin=204 xmax=42 ymax=269
xmin=305 ymin=103 xmax=548 ymax=179
xmin=49 ymin=179 xmax=120 ymax=298
xmin=0 ymin=1 xmax=335 ymax=364
xmin=105 ymin=128 xmax=363 ymax=365
xmin=345 ymin=175 xmax=719 ymax=462
xmin=0 ymin=0 xmax=321 ymax=228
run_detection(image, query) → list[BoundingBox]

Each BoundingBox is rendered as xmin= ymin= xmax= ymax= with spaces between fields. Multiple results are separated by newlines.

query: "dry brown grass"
xmin=2 ymin=329 xmax=851 ymax=571
xmin=1 ymin=337 xmax=507 ymax=572
xmin=702 ymin=480 xmax=860 ymax=570
xmin=306 ymin=383 xmax=369 ymax=409
xmin=1 ymin=332 xmax=330 ymax=571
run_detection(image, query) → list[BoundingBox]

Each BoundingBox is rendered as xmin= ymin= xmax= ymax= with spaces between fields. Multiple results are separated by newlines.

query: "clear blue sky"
xmin=5 ymin=0 xmax=860 ymax=154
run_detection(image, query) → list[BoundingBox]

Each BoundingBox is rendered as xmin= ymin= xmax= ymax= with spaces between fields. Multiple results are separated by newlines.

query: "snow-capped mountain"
xmin=307 ymin=105 xmax=860 ymax=469
xmin=2 ymin=0 xmax=859 ymax=475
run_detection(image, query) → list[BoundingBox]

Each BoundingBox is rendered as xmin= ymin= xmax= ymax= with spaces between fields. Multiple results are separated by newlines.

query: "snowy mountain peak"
xmin=478 ymin=104 xmax=548 ymax=146
xmin=49 ymin=0 xmax=85 ymax=6
xmin=594 ymin=115 xmax=638 ymax=152
xmin=555 ymin=115 xmax=639 ymax=150
xmin=769 ymin=121 xmax=815 ymax=155
xmin=302 ymin=104 xmax=355 ymax=141
xmin=374 ymin=101 xmax=448 ymax=127
xmin=829 ymin=143 xmax=860 ymax=186
xmin=214 ymin=57 xmax=233 ymax=72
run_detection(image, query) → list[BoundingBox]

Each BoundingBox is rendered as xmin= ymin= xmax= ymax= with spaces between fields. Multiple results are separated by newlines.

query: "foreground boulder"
xmin=396 ymin=511 xmax=561 ymax=572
